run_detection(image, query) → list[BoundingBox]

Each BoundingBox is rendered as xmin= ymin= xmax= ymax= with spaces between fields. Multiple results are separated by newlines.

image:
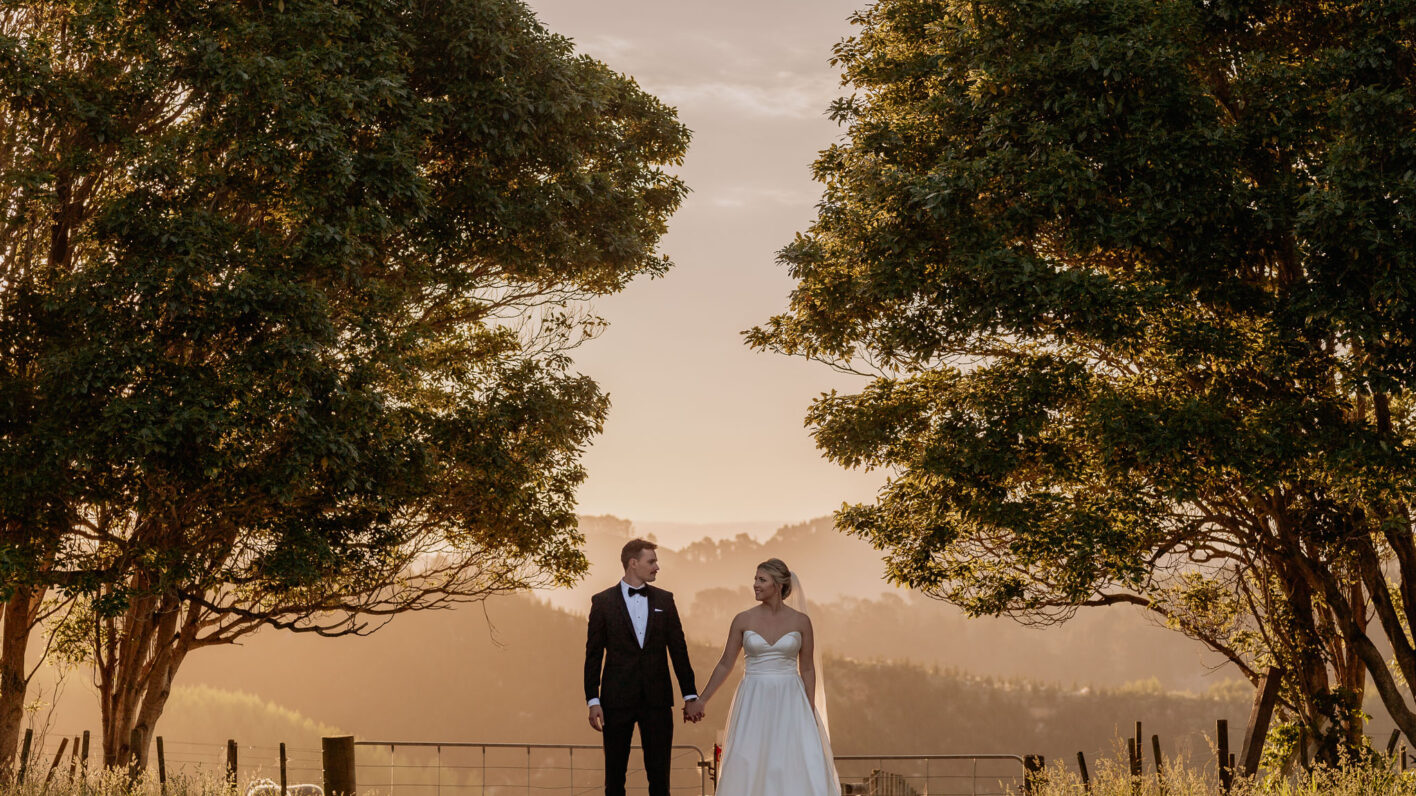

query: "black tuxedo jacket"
xmin=584 ymin=583 xmax=697 ymax=709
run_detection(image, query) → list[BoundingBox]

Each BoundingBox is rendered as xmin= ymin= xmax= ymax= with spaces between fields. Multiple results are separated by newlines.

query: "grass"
xmin=0 ymin=768 xmax=233 ymax=796
xmin=1034 ymin=755 xmax=1416 ymax=796
xmin=5 ymin=755 xmax=1416 ymax=796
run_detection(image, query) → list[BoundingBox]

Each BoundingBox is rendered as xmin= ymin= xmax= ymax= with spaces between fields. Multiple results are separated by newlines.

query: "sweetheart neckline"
xmin=744 ymin=629 xmax=802 ymax=647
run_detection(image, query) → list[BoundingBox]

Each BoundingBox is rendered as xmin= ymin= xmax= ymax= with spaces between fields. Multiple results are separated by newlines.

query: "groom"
xmin=584 ymin=538 xmax=699 ymax=796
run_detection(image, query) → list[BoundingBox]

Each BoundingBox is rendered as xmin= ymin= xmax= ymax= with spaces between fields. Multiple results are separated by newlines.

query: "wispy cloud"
xmin=572 ymin=32 xmax=840 ymax=120
xmin=700 ymin=184 xmax=820 ymax=209
xmin=657 ymin=78 xmax=834 ymax=120
xmin=572 ymin=34 xmax=638 ymax=64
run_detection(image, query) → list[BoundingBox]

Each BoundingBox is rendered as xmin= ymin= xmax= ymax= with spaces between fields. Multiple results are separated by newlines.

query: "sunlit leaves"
xmin=752 ymin=0 xmax=1416 ymax=745
xmin=1 ymin=0 xmax=688 ymax=627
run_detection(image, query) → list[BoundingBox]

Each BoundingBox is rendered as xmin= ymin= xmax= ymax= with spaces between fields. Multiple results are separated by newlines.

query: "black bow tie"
xmin=627 ymin=586 xmax=648 ymax=598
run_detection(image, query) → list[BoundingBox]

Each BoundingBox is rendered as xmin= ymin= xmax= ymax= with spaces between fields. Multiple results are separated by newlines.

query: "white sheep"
xmin=245 ymin=777 xmax=324 ymax=796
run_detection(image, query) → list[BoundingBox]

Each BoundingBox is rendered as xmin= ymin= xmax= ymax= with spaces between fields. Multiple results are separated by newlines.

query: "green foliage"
xmin=2 ymin=0 xmax=687 ymax=616
xmin=751 ymin=0 xmax=1416 ymax=756
xmin=0 ymin=0 xmax=687 ymax=759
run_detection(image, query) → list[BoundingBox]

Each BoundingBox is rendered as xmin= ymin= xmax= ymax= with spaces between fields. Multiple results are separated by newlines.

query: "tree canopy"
xmin=751 ymin=0 xmax=1416 ymax=763
xmin=0 ymin=0 xmax=687 ymax=765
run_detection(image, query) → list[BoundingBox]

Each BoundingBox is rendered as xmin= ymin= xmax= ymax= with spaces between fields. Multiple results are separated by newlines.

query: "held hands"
xmin=588 ymin=705 xmax=605 ymax=732
xmin=682 ymin=699 xmax=705 ymax=724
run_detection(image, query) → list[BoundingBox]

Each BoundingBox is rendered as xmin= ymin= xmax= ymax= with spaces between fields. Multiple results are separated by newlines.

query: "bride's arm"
xmin=696 ymin=613 xmax=746 ymax=708
xmin=798 ymin=616 xmax=817 ymax=712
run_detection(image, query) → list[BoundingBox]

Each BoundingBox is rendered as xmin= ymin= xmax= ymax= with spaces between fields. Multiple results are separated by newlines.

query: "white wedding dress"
xmin=716 ymin=630 xmax=841 ymax=795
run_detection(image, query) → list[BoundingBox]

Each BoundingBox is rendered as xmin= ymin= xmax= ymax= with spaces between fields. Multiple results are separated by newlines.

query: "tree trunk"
xmin=0 ymin=588 xmax=34 ymax=778
xmin=1284 ymin=532 xmax=1416 ymax=757
xmin=1340 ymin=580 xmax=1369 ymax=754
xmin=98 ymin=588 xmax=201 ymax=769
xmin=100 ymin=588 xmax=156 ymax=768
xmin=128 ymin=597 xmax=194 ymax=769
xmin=1275 ymin=552 xmax=1351 ymax=763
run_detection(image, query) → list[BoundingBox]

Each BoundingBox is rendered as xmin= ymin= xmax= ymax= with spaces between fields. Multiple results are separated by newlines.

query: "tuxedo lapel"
xmin=612 ymin=584 xmax=637 ymax=646
xmin=643 ymin=588 xmax=662 ymax=648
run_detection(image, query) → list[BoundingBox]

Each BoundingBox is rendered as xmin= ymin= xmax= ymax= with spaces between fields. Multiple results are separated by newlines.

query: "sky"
xmin=526 ymin=0 xmax=889 ymax=526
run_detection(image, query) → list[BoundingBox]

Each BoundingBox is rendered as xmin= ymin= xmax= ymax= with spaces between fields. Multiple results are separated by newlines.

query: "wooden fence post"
xmin=1153 ymin=733 xmax=1167 ymax=795
xmin=279 ymin=743 xmax=288 ymax=796
xmin=1126 ymin=737 xmax=1140 ymax=796
xmin=156 ymin=737 xmax=167 ymax=796
xmin=1239 ymin=666 xmax=1282 ymax=778
xmin=322 ymin=736 xmax=357 ymax=796
xmin=226 ymin=739 xmax=238 ymax=790
xmin=45 ymin=737 xmax=70 ymax=784
xmin=79 ymin=730 xmax=90 ymax=796
xmin=1076 ymin=751 xmax=1091 ymax=792
xmin=1023 ymin=754 xmax=1044 ymax=795
xmin=17 ymin=728 xmax=32 ymax=783
xmin=1217 ymin=719 xmax=1232 ymax=794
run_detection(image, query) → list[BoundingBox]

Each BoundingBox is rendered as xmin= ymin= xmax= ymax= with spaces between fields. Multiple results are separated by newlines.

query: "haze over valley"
xmin=27 ymin=515 xmax=1390 ymax=779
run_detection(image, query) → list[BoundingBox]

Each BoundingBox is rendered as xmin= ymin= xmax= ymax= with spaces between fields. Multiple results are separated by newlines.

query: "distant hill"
xmin=555 ymin=515 xmax=1237 ymax=693
xmin=29 ymin=683 xmax=341 ymax=785
xmin=555 ymin=515 xmax=899 ymax=611
xmin=24 ymin=515 xmax=1401 ymax=784
xmin=32 ymin=591 xmax=1403 ymax=782
xmin=32 ymin=593 xmax=1258 ymax=767
xmin=633 ymin=519 xmax=785 ymax=549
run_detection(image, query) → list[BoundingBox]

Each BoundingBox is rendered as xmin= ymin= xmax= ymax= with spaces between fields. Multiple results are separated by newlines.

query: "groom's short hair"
xmin=621 ymin=538 xmax=657 ymax=568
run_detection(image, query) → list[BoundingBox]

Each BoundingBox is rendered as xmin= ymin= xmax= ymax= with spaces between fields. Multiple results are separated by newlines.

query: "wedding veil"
xmin=784 ymin=572 xmax=831 ymax=738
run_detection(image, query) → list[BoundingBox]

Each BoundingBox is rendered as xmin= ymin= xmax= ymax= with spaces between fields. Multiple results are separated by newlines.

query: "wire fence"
xmin=351 ymin=741 xmax=710 ymax=796
xmin=16 ymin=732 xmax=327 ymax=792
xmin=16 ymin=733 xmax=1032 ymax=796
xmin=834 ymin=754 xmax=1028 ymax=796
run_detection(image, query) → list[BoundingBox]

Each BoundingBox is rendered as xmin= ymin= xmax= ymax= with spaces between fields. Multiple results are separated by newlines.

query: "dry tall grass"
xmin=5 ymin=755 xmax=1416 ymax=796
xmin=1036 ymin=755 xmax=1416 ymax=796
xmin=0 ymin=768 xmax=231 ymax=796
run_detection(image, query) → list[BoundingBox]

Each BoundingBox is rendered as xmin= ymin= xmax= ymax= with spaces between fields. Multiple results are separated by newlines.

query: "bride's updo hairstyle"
xmin=756 ymin=558 xmax=793 ymax=599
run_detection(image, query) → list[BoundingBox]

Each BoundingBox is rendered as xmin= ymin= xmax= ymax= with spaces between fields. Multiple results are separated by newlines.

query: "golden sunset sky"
xmin=528 ymin=0 xmax=890 ymax=526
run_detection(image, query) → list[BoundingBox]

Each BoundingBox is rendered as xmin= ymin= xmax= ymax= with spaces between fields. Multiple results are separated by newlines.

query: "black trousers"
xmin=602 ymin=705 xmax=673 ymax=796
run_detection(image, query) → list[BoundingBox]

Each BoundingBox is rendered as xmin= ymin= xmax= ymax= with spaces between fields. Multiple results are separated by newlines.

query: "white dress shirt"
xmin=623 ymin=579 xmax=650 ymax=648
xmin=588 ymin=580 xmax=695 ymax=707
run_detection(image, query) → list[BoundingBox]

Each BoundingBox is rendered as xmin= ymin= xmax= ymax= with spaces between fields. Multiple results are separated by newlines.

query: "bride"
xmin=685 ymin=558 xmax=840 ymax=795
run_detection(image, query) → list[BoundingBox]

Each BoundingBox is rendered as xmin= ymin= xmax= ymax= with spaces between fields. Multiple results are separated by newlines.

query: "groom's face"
xmin=627 ymin=550 xmax=659 ymax=583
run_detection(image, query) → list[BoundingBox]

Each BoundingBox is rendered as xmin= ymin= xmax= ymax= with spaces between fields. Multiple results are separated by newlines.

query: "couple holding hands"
xmin=584 ymin=538 xmax=840 ymax=796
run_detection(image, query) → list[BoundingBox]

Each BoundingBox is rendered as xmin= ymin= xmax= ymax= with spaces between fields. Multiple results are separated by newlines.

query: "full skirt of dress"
xmin=715 ymin=670 xmax=840 ymax=796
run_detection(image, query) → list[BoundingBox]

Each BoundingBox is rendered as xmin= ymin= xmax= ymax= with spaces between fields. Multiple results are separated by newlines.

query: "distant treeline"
xmin=23 ymin=517 xmax=1400 ymax=771
xmin=574 ymin=515 xmax=1240 ymax=693
xmin=24 ymin=591 xmax=1263 ymax=769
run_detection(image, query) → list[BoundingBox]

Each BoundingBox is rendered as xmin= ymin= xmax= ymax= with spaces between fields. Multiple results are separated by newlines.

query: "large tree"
xmin=751 ymin=0 xmax=1416 ymax=763
xmin=0 ymin=0 xmax=687 ymax=767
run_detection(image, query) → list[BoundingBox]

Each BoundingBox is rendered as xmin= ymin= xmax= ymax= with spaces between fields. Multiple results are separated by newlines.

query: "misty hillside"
xmin=26 ymin=518 xmax=1400 ymax=778
xmin=559 ymin=515 xmax=1238 ymax=693
xmin=34 ymin=592 xmax=1261 ymax=772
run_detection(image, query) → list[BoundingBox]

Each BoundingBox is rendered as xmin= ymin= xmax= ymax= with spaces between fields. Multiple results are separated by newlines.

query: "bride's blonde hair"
xmin=756 ymin=558 xmax=792 ymax=599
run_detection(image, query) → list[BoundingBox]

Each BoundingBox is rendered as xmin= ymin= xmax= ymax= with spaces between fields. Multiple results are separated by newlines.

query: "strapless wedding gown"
xmin=716 ymin=630 xmax=841 ymax=795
